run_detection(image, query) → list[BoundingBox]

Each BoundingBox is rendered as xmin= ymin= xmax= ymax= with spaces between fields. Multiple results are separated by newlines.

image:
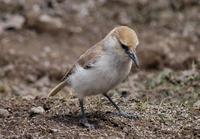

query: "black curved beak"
xmin=125 ymin=50 xmax=139 ymax=68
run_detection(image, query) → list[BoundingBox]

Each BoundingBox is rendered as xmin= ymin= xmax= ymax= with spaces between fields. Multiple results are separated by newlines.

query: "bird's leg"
xmin=79 ymin=99 xmax=94 ymax=129
xmin=103 ymin=94 xmax=138 ymax=119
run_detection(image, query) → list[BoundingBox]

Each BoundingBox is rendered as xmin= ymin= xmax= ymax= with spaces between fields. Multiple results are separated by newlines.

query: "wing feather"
xmin=62 ymin=44 xmax=103 ymax=81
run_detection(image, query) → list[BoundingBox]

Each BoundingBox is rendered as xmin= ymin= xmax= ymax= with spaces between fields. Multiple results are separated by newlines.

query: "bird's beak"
xmin=125 ymin=50 xmax=139 ymax=68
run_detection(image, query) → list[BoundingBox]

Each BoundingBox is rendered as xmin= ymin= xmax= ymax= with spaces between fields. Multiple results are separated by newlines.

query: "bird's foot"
xmin=119 ymin=111 xmax=139 ymax=119
xmin=80 ymin=118 xmax=95 ymax=129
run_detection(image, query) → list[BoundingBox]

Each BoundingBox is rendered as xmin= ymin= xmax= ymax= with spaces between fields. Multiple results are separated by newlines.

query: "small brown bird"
xmin=48 ymin=26 xmax=139 ymax=128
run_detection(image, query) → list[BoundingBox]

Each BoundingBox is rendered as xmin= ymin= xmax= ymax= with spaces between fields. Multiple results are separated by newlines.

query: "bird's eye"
xmin=121 ymin=43 xmax=129 ymax=51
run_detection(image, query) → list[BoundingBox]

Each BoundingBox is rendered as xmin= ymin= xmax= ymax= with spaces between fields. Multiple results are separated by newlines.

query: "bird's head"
xmin=104 ymin=26 xmax=139 ymax=68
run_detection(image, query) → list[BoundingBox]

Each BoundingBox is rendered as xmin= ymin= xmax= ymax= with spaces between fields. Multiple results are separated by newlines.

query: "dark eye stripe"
xmin=121 ymin=43 xmax=129 ymax=51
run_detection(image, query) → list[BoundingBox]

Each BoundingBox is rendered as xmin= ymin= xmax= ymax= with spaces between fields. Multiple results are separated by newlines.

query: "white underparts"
xmin=68 ymin=50 xmax=132 ymax=99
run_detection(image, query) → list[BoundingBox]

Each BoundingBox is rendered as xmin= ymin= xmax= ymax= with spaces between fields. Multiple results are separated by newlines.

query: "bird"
xmin=48 ymin=26 xmax=139 ymax=128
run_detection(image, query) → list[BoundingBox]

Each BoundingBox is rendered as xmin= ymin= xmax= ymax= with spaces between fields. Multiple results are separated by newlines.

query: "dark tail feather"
xmin=48 ymin=81 xmax=68 ymax=97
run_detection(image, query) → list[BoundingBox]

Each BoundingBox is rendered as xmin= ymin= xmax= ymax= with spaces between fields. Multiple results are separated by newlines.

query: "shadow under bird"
xmin=48 ymin=26 xmax=140 ymax=128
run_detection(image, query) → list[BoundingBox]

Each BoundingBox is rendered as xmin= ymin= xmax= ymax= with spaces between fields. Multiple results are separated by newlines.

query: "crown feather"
xmin=114 ymin=26 xmax=139 ymax=49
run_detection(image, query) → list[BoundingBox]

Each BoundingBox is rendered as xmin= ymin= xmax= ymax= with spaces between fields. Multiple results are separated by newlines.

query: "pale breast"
xmin=68 ymin=54 xmax=132 ymax=98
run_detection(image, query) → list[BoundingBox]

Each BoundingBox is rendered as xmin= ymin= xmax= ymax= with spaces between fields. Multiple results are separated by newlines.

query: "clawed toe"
xmin=119 ymin=112 xmax=139 ymax=119
xmin=80 ymin=118 xmax=95 ymax=129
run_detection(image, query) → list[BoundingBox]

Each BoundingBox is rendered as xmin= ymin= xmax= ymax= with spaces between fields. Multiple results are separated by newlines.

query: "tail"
xmin=48 ymin=80 xmax=68 ymax=97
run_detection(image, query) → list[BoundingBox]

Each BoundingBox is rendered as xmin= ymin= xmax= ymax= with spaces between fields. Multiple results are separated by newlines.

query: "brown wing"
xmin=61 ymin=43 xmax=103 ymax=81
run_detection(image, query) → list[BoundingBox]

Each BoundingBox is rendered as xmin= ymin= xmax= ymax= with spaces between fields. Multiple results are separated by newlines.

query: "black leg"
xmin=103 ymin=94 xmax=138 ymax=119
xmin=103 ymin=94 xmax=121 ymax=112
xmin=79 ymin=99 xmax=94 ymax=129
xmin=79 ymin=99 xmax=86 ymax=119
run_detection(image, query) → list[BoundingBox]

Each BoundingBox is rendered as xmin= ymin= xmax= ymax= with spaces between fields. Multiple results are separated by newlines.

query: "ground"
xmin=0 ymin=0 xmax=200 ymax=138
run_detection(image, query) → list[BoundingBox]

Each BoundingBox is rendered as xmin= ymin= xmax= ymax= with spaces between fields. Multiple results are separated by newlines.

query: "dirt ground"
xmin=0 ymin=0 xmax=200 ymax=138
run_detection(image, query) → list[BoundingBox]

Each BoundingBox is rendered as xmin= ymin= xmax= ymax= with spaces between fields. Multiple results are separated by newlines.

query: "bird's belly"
xmin=70 ymin=69 xmax=117 ymax=98
xmin=69 ymin=59 xmax=132 ymax=98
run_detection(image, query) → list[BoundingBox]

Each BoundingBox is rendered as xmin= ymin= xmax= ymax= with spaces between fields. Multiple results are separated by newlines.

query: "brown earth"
xmin=0 ymin=0 xmax=200 ymax=138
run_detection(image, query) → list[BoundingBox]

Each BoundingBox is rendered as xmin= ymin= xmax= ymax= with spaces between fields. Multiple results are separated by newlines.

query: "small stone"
xmin=123 ymin=127 xmax=129 ymax=132
xmin=193 ymin=100 xmax=200 ymax=110
xmin=26 ymin=75 xmax=37 ymax=83
xmin=0 ymin=14 xmax=25 ymax=30
xmin=0 ymin=108 xmax=9 ymax=117
xmin=26 ymin=11 xmax=65 ymax=33
xmin=49 ymin=128 xmax=59 ymax=133
xmin=35 ymin=76 xmax=50 ymax=87
xmin=22 ymin=95 xmax=35 ymax=100
xmin=0 ymin=134 xmax=4 ymax=138
xmin=30 ymin=106 xmax=45 ymax=115
xmin=39 ymin=14 xmax=64 ymax=29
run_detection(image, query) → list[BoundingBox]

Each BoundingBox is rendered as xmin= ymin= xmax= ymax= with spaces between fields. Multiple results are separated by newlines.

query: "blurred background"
xmin=0 ymin=0 xmax=200 ymax=138
xmin=0 ymin=0 xmax=199 ymax=103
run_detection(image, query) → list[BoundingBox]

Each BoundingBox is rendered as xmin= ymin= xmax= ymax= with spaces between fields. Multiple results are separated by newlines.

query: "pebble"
xmin=123 ymin=127 xmax=129 ymax=132
xmin=50 ymin=128 xmax=59 ymax=133
xmin=193 ymin=100 xmax=200 ymax=110
xmin=0 ymin=108 xmax=9 ymax=117
xmin=30 ymin=106 xmax=45 ymax=114
xmin=0 ymin=14 xmax=25 ymax=30
xmin=26 ymin=11 xmax=65 ymax=32
xmin=22 ymin=95 xmax=35 ymax=101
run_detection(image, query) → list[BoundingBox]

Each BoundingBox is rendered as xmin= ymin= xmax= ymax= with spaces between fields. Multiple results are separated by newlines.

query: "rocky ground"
xmin=0 ymin=0 xmax=200 ymax=138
